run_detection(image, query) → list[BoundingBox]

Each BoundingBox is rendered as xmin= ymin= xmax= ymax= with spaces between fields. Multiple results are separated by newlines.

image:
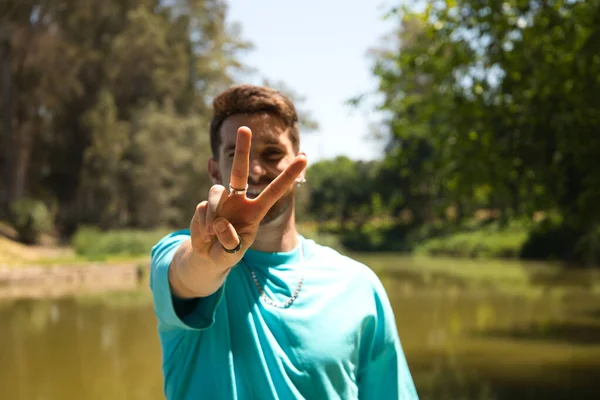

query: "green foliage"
xmin=78 ymin=90 xmax=130 ymax=228
xmin=521 ymin=216 xmax=600 ymax=265
xmin=0 ymin=0 xmax=251 ymax=235
xmin=340 ymin=0 xmax=600 ymax=264
xmin=2 ymin=0 xmax=598 ymax=268
xmin=307 ymin=156 xmax=388 ymax=225
xmin=127 ymin=101 xmax=212 ymax=228
xmin=71 ymin=226 xmax=172 ymax=260
xmin=339 ymin=222 xmax=412 ymax=252
xmin=417 ymin=226 xmax=529 ymax=259
xmin=9 ymin=198 xmax=53 ymax=244
xmin=307 ymin=0 xmax=600 ymax=266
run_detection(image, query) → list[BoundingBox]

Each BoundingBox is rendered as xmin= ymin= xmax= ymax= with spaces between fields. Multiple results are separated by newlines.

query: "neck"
xmin=251 ymin=208 xmax=299 ymax=253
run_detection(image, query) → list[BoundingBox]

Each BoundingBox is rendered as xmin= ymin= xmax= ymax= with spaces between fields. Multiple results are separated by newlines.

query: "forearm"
xmin=168 ymin=239 xmax=231 ymax=299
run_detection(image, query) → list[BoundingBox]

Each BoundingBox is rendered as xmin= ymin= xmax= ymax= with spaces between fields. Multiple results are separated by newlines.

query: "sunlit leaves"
xmin=369 ymin=0 xmax=600 ymax=240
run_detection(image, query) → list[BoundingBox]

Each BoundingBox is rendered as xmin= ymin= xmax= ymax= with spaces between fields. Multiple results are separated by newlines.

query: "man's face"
xmin=209 ymin=113 xmax=302 ymax=225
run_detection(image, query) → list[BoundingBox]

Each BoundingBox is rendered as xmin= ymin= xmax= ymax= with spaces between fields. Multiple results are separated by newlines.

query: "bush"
xmin=521 ymin=218 xmax=600 ymax=265
xmin=9 ymin=198 xmax=53 ymax=244
xmin=416 ymin=225 xmax=528 ymax=259
xmin=72 ymin=226 xmax=172 ymax=260
xmin=339 ymin=222 xmax=415 ymax=252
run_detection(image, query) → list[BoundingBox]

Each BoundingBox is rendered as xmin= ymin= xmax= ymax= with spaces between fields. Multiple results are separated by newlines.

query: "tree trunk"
xmin=11 ymin=120 xmax=35 ymax=202
xmin=0 ymin=32 xmax=12 ymax=216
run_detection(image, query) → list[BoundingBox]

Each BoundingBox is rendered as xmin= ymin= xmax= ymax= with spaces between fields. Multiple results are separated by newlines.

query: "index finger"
xmin=255 ymin=154 xmax=307 ymax=212
xmin=229 ymin=127 xmax=252 ymax=192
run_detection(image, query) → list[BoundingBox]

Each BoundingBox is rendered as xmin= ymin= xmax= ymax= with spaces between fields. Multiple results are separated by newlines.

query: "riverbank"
xmin=1 ymin=219 xmax=598 ymax=301
xmin=414 ymin=228 xmax=528 ymax=259
xmin=0 ymin=262 xmax=145 ymax=300
xmin=310 ymin=218 xmax=600 ymax=267
xmin=0 ymin=230 xmax=149 ymax=300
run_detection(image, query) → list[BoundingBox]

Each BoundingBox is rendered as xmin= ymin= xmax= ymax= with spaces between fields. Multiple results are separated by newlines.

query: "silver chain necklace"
xmin=243 ymin=243 xmax=305 ymax=309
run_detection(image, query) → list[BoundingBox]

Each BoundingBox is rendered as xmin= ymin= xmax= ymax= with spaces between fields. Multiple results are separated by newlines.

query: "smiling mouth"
xmin=246 ymin=186 xmax=266 ymax=199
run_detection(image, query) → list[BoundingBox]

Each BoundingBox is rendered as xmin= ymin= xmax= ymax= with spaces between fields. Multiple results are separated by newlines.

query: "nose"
xmin=248 ymin=157 xmax=267 ymax=182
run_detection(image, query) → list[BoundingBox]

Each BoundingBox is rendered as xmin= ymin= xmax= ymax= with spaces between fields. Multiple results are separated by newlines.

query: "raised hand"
xmin=189 ymin=126 xmax=307 ymax=270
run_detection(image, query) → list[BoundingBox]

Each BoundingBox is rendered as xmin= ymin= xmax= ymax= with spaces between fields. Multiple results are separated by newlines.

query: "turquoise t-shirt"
xmin=150 ymin=230 xmax=419 ymax=400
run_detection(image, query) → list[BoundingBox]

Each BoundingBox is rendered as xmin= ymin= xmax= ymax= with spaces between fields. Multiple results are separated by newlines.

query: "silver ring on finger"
xmin=222 ymin=235 xmax=242 ymax=254
xmin=229 ymin=183 xmax=248 ymax=196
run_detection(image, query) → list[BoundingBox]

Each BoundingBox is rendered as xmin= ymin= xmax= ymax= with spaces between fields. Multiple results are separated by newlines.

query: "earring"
xmin=295 ymin=177 xmax=306 ymax=188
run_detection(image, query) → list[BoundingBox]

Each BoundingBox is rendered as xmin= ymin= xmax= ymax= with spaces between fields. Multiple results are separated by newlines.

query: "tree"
xmin=0 ymin=0 xmax=252 ymax=236
xmin=307 ymin=156 xmax=381 ymax=226
xmin=368 ymin=0 xmax=600 ymax=262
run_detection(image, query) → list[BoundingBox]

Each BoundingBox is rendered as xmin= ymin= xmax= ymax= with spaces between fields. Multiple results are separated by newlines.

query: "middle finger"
xmin=206 ymin=185 xmax=228 ymax=234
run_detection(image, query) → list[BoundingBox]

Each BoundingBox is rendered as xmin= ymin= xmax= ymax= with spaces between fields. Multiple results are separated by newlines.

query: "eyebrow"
xmin=223 ymin=137 xmax=283 ymax=153
xmin=262 ymin=137 xmax=283 ymax=146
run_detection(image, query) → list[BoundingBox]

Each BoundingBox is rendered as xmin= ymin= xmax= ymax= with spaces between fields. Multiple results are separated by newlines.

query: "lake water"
xmin=1 ymin=255 xmax=600 ymax=399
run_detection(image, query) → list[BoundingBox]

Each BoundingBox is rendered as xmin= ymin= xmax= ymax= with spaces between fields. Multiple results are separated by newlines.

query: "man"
xmin=150 ymin=84 xmax=419 ymax=399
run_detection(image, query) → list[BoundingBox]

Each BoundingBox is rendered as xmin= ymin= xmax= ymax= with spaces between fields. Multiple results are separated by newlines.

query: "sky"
xmin=226 ymin=0 xmax=395 ymax=162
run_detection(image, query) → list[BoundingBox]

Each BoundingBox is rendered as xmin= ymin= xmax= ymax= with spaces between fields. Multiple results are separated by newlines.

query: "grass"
xmin=71 ymin=226 xmax=172 ymax=261
xmin=360 ymin=252 xmax=552 ymax=285
xmin=0 ymin=235 xmax=74 ymax=266
xmin=0 ymin=221 xmax=170 ymax=266
xmin=357 ymin=252 xmax=598 ymax=301
xmin=0 ymin=234 xmax=152 ymax=267
xmin=415 ymin=224 xmax=529 ymax=259
xmin=1 ymin=222 xmax=338 ymax=266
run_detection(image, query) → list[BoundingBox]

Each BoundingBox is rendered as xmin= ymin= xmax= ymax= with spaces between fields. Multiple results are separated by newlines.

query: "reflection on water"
xmin=0 ymin=293 xmax=164 ymax=400
xmin=370 ymin=256 xmax=600 ymax=400
xmin=390 ymin=289 xmax=600 ymax=399
xmin=1 ymin=256 xmax=600 ymax=399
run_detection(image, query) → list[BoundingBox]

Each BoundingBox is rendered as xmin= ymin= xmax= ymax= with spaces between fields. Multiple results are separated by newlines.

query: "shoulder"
xmin=150 ymin=229 xmax=191 ymax=275
xmin=304 ymin=238 xmax=384 ymax=291
xmin=306 ymin=240 xmax=397 ymax=325
xmin=151 ymin=229 xmax=191 ymax=258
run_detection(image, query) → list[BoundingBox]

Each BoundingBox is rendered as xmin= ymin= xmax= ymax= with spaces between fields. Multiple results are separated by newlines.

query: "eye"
xmin=263 ymin=149 xmax=284 ymax=160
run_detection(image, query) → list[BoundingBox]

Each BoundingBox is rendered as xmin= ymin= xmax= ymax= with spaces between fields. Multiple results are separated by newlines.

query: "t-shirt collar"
xmin=242 ymin=235 xmax=306 ymax=269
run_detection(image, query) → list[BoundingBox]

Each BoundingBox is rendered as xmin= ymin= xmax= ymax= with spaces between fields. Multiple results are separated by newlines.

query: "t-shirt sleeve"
xmin=149 ymin=229 xmax=224 ymax=332
xmin=357 ymin=271 xmax=419 ymax=400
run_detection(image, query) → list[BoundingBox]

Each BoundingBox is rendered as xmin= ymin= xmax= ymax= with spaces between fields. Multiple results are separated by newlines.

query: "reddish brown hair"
xmin=209 ymin=84 xmax=300 ymax=159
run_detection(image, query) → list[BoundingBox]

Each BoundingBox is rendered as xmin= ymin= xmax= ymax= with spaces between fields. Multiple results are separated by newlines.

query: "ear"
xmin=208 ymin=158 xmax=222 ymax=184
xmin=295 ymin=151 xmax=307 ymax=186
xmin=296 ymin=167 xmax=306 ymax=183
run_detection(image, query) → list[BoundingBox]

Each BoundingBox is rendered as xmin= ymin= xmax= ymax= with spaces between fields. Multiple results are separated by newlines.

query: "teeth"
xmin=246 ymin=187 xmax=264 ymax=197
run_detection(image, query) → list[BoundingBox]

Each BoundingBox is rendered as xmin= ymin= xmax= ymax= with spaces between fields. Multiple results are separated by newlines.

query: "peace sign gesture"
xmin=189 ymin=126 xmax=307 ymax=271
